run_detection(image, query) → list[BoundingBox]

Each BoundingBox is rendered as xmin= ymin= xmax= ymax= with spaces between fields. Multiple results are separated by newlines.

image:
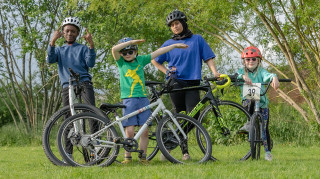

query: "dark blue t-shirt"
xmin=155 ymin=34 xmax=215 ymax=80
xmin=47 ymin=42 xmax=96 ymax=87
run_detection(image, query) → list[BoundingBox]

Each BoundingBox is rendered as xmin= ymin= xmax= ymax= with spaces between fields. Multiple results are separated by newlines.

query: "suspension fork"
xmin=69 ymin=82 xmax=83 ymax=134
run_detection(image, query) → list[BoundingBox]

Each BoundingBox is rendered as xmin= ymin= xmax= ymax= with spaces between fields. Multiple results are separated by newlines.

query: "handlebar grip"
xmin=279 ymin=79 xmax=291 ymax=82
xmin=68 ymin=68 xmax=80 ymax=78
xmin=206 ymin=77 xmax=219 ymax=81
xmin=69 ymin=68 xmax=76 ymax=75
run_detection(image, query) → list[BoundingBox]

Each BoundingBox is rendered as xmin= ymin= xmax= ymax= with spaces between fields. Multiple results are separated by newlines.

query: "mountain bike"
xmin=237 ymin=78 xmax=291 ymax=160
xmin=170 ymin=74 xmax=251 ymax=161
xmin=42 ymin=68 xmax=108 ymax=166
xmin=56 ymin=78 xmax=212 ymax=166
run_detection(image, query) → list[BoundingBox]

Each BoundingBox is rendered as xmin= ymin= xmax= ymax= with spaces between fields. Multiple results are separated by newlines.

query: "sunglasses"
xmin=121 ymin=50 xmax=135 ymax=56
xmin=245 ymin=58 xmax=257 ymax=62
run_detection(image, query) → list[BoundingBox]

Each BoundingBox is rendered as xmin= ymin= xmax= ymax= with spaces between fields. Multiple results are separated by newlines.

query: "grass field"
xmin=0 ymin=144 xmax=319 ymax=178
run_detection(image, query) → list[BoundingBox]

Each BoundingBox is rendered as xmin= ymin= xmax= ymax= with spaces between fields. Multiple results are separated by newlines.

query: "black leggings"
xmin=169 ymin=79 xmax=200 ymax=154
xmin=169 ymin=79 xmax=201 ymax=119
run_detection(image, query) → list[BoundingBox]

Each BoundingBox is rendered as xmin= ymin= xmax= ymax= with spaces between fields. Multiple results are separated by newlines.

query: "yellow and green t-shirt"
xmin=116 ymin=54 xmax=151 ymax=99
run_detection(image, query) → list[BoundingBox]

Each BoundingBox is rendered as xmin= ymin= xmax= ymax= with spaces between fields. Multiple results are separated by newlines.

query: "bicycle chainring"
xmin=123 ymin=138 xmax=139 ymax=152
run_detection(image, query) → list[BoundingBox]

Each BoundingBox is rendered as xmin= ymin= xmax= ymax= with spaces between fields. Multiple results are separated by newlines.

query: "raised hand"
xmin=50 ymin=25 xmax=62 ymax=46
xmin=130 ymin=39 xmax=145 ymax=45
xmin=83 ymin=28 xmax=94 ymax=49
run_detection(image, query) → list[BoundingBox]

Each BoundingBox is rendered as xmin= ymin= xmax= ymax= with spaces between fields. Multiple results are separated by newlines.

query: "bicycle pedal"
xmin=113 ymin=137 xmax=122 ymax=143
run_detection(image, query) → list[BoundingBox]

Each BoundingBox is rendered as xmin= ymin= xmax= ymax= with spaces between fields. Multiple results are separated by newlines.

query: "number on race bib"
xmin=243 ymin=83 xmax=261 ymax=100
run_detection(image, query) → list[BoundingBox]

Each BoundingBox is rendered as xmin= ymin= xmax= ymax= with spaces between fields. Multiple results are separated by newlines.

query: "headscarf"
xmin=172 ymin=20 xmax=193 ymax=40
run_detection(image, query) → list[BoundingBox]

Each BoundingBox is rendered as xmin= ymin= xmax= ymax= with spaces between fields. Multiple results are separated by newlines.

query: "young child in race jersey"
xmin=237 ymin=46 xmax=279 ymax=161
xmin=112 ymin=37 xmax=188 ymax=164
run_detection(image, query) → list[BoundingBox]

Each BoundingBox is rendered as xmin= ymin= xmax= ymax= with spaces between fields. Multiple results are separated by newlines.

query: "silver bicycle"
xmin=42 ymin=68 xmax=106 ymax=166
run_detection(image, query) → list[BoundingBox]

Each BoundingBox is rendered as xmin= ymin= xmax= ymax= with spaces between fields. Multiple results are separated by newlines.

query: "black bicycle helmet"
xmin=117 ymin=37 xmax=138 ymax=52
xmin=166 ymin=10 xmax=187 ymax=26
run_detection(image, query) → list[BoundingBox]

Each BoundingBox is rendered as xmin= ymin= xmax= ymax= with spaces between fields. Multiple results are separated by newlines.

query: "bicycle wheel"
xmin=198 ymin=100 xmax=251 ymax=161
xmin=42 ymin=104 xmax=107 ymax=166
xmin=146 ymin=115 xmax=160 ymax=161
xmin=250 ymin=113 xmax=261 ymax=160
xmin=156 ymin=113 xmax=212 ymax=164
xmin=57 ymin=112 xmax=120 ymax=167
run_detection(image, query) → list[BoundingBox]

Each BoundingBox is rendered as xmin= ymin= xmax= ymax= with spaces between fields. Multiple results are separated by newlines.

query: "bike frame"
xmin=172 ymin=74 xmax=232 ymax=131
xmin=86 ymin=98 xmax=187 ymax=148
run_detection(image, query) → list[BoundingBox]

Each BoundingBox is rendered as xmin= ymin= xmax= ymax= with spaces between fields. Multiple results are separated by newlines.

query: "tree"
xmin=0 ymin=0 xmax=64 ymax=133
xmin=1 ymin=0 xmax=319 ymax=134
xmin=180 ymin=0 xmax=319 ymax=123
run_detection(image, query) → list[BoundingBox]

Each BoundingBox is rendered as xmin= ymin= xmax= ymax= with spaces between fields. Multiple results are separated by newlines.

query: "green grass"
xmin=1 ymin=144 xmax=320 ymax=178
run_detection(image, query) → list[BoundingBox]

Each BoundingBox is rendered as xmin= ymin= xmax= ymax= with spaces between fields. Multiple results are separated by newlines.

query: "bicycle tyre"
xmin=42 ymin=104 xmax=107 ymax=166
xmin=250 ymin=113 xmax=261 ymax=160
xmin=197 ymin=100 xmax=251 ymax=161
xmin=57 ymin=112 xmax=120 ymax=167
xmin=156 ymin=113 xmax=212 ymax=164
xmin=146 ymin=115 xmax=160 ymax=161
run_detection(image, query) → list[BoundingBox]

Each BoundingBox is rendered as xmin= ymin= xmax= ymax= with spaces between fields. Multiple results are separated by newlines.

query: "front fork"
xmin=211 ymin=101 xmax=230 ymax=136
xmin=68 ymin=85 xmax=83 ymax=135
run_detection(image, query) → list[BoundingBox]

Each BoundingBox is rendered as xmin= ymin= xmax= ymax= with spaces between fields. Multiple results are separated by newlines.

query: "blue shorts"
xmin=122 ymin=97 xmax=151 ymax=127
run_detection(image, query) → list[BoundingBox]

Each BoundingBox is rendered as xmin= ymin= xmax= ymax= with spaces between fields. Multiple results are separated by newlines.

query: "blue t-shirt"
xmin=47 ymin=42 xmax=96 ymax=87
xmin=155 ymin=34 xmax=215 ymax=80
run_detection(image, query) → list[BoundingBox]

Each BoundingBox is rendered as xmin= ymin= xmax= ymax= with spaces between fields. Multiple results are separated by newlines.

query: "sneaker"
xmin=265 ymin=151 xmax=272 ymax=161
xmin=139 ymin=158 xmax=149 ymax=165
xmin=121 ymin=157 xmax=132 ymax=164
xmin=182 ymin=153 xmax=191 ymax=161
xmin=239 ymin=121 xmax=250 ymax=134
xmin=160 ymin=153 xmax=168 ymax=161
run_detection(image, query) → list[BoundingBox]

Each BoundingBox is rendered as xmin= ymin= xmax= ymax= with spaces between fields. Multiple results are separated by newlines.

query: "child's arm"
xmin=271 ymin=76 xmax=280 ymax=90
xmin=261 ymin=68 xmax=279 ymax=90
xmin=150 ymin=43 xmax=188 ymax=59
xmin=112 ymin=39 xmax=145 ymax=61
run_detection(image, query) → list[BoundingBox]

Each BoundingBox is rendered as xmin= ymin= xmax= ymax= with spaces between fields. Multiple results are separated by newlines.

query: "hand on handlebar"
xmin=166 ymin=67 xmax=177 ymax=80
xmin=243 ymin=75 xmax=252 ymax=85
xmin=271 ymin=76 xmax=280 ymax=90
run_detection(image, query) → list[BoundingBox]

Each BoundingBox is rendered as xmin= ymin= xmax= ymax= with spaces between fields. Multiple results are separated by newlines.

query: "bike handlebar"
xmin=206 ymin=74 xmax=232 ymax=94
xmin=234 ymin=77 xmax=292 ymax=96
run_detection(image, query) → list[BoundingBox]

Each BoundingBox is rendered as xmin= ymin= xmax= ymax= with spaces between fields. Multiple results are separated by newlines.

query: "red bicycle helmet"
xmin=241 ymin=46 xmax=262 ymax=59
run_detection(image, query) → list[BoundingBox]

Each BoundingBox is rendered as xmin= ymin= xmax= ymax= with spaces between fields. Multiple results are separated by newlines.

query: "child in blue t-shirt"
xmin=47 ymin=17 xmax=97 ymax=157
xmin=112 ymin=37 xmax=188 ymax=164
xmin=237 ymin=46 xmax=279 ymax=161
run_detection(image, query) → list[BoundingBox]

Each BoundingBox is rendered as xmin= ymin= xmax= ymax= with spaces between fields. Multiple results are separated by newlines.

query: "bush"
xmin=0 ymin=123 xmax=42 ymax=146
xmin=269 ymin=103 xmax=320 ymax=146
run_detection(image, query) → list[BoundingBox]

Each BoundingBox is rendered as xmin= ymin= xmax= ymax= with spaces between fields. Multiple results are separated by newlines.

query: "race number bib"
xmin=243 ymin=83 xmax=261 ymax=100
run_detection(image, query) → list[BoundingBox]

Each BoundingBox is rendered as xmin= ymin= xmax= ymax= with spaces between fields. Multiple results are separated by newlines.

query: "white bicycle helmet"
xmin=61 ymin=17 xmax=81 ymax=30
